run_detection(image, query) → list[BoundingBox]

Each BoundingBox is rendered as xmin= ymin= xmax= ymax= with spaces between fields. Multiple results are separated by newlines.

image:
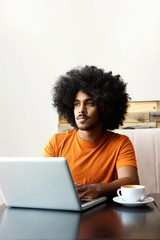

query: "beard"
xmin=77 ymin=126 xmax=92 ymax=131
xmin=76 ymin=121 xmax=100 ymax=131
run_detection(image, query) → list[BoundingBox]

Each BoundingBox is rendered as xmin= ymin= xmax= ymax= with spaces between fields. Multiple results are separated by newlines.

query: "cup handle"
xmin=117 ymin=188 xmax=122 ymax=197
xmin=138 ymin=194 xmax=147 ymax=202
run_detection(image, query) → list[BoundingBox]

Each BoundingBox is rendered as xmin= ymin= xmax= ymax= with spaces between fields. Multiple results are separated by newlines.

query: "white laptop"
xmin=0 ymin=157 xmax=106 ymax=211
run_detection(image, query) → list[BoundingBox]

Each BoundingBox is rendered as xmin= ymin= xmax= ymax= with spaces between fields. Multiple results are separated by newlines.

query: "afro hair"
xmin=52 ymin=65 xmax=130 ymax=130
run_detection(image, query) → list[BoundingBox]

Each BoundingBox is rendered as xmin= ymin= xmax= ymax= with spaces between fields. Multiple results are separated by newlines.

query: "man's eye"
xmin=74 ymin=102 xmax=80 ymax=107
xmin=87 ymin=102 xmax=95 ymax=106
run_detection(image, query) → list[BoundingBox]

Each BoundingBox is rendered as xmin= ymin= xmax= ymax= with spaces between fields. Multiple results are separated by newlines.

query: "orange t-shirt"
xmin=42 ymin=130 xmax=137 ymax=184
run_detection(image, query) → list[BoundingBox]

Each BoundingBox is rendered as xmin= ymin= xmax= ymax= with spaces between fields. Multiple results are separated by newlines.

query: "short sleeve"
xmin=42 ymin=135 xmax=56 ymax=157
xmin=116 ymin=136 xmax=137 ymax=170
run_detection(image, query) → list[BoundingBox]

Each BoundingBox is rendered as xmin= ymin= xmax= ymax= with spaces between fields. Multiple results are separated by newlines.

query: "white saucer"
xmin=113 ymin=196 xmax=154 ymax=207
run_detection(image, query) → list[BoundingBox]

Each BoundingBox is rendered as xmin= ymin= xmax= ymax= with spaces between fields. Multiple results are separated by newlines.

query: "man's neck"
xmin=78 ymin=126 xmax=104 ymax=142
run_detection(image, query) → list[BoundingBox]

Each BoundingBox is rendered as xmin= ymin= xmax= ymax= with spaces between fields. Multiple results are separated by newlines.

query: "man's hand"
xmin=75 ymin=183 xmax=101 ymax=200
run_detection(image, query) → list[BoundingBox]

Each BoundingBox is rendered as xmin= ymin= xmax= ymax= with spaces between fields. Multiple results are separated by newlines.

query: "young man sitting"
xmin=42 ymin=65 xmax=139 ymax=200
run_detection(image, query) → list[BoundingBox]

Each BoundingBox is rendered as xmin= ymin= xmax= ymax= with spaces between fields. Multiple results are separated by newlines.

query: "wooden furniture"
xmin=0 ymin=194 xmax=160 ymax=239
xmin=78 ymin=194 xmax=160 ymax=240
xmin=124 ymin=100 xmax=160 ymax=129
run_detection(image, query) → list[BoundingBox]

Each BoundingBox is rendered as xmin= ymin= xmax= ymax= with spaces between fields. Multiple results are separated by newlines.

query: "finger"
xmin=76 ymin=185 xmax=87 ymax=193
xmin=75 ymin=183 xmax=84 ymax=188
xmin=75 ymin=183 xmax=86 ymax=191
xmin=79 ymin=191 xmax=93 ymax=200
xmin=74 ymin=183 xmax=80 ymax=186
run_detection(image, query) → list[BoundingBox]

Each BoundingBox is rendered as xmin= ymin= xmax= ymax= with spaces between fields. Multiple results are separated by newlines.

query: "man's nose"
xmin=79 ymin=104 xmax=86 ymax=113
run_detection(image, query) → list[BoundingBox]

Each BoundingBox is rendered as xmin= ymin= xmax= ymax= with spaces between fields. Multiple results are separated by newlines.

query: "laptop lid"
xmin=0 ymin=157 xmax=106 ymax=211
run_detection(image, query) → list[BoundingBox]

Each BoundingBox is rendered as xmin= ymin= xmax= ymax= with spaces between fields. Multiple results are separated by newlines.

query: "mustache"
xmin=76 ymin=114 xmax=90 ymax=120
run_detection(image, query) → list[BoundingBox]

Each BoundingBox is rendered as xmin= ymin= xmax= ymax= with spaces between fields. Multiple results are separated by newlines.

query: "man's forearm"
xmin=76 ymin=166 xmax=140 ymax=199
xmin=96 ymin=176 xmax=140 ymax=197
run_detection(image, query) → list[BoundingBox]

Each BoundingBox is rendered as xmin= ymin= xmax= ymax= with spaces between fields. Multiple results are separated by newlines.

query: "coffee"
xmin=117 ymin=185 xmax=146 ymax=202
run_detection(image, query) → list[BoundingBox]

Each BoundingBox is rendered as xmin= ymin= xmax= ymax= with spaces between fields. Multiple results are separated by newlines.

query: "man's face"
xmin=74 ymin=91 xmax=102 ymax=131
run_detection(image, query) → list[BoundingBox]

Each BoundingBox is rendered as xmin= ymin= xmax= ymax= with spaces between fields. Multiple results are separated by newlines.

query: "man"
xmin=43 ymin=66 xmax=139 ymax=200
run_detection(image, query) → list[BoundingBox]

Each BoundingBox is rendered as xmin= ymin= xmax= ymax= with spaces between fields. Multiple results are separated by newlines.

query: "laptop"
xmin=0 ymin=157 xmax=106 ymax=211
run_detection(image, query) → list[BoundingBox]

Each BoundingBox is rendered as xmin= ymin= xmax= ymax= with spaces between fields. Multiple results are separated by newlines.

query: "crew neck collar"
xmin=76 ymin=130 xmax=108 ymax=146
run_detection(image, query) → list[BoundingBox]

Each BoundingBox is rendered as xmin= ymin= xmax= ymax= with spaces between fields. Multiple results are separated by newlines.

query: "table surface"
xmin=0 ymin=193 xmax=160 ymax=240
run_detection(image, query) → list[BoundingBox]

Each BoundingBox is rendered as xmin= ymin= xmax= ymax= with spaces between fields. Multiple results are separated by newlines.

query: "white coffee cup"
xmin=117 ymin=185 xmax=146 ymax=202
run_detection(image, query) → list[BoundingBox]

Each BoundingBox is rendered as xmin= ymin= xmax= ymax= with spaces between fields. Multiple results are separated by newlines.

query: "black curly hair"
xmin=53 ymin=65 xmax=130 ymax=130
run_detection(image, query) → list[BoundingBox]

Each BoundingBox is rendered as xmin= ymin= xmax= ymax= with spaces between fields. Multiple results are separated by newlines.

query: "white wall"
xmin=0 ymin=0 xmax=160 ymax=156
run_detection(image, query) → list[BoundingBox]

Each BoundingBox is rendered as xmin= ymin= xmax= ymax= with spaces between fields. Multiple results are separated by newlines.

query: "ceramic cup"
xmin=117 ymin=185 xmax=146 ymax=202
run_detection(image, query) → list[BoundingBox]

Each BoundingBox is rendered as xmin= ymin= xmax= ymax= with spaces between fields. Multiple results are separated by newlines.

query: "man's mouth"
xmin=76 ymin=114 xmax=89 ymax=120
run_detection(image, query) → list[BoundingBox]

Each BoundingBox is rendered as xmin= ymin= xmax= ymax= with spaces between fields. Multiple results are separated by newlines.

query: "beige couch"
xmin=115 ymin=128 xmax=160 ymax=194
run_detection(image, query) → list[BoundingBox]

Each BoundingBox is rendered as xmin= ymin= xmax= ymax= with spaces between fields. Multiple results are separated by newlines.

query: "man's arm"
xmin=75 ymin=165 xmax=139 ymax=200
